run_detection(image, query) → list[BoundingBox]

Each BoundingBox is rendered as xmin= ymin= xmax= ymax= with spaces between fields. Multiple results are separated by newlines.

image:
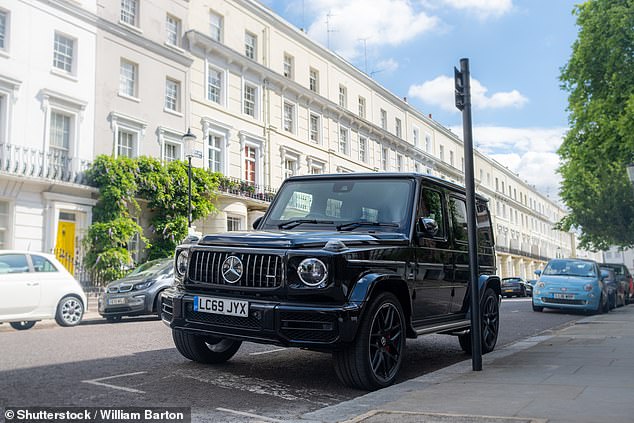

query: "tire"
xmin=172 ymin=330 xmax=242 ymax=364
xmin=601 ymin=294 xmax=610 ymax=314
xmin=154 ymin=290 xmax=165 ymax=319
xmin=532 ymin=304 xmax=543 ymax=312
xmin=10 ymin=321 xmax=36 ymax=330
xmin=55 ymin=296 xmax=84 ymax=327
xmin=334 ymin=291 xmax=406 ymax=390
xmin=458 ymin=288 xmax=500 ymax=355
xmin=521 ymin=287 xmax=526 ymax=297
xmin=106 ymin=316 xmax=122 ymax=323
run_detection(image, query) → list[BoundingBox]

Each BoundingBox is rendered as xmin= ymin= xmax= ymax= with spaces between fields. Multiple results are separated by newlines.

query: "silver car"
xmin=99 ymin=258 xmax=173 ymax=322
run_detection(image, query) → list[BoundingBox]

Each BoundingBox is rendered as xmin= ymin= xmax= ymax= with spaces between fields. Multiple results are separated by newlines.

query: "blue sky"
xmin=263 ymin=0 xmax=581 ymax=199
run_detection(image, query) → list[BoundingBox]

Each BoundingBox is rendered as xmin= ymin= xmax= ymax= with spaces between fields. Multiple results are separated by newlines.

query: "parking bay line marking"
xmin=249 ymin=348 xmax=287 ymax=356
xmin=216 ymin=408 xmax=283 ymax=422
xmin=82 ymin=371 xmax=147 ymax=394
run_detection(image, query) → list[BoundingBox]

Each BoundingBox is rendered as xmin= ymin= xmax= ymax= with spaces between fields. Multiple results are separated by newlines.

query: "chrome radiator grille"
xmin=188 ymin=250 xmax=283 ymax=288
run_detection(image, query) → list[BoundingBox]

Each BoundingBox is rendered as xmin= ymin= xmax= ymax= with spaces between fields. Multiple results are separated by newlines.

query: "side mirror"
xmin=600 ymin=269 xmax=609 ymax=279
xmin=418 ymin=217 xmax=438 ymax=237
xmin=252 ymin=216 xmax=263 ymax=230
xmin=534 ymin=269 xmax=542 ymax=276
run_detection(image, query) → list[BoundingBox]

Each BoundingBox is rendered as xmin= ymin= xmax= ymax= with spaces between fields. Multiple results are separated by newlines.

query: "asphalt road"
xmin=0 ymin=298 xmax=584 ymax=422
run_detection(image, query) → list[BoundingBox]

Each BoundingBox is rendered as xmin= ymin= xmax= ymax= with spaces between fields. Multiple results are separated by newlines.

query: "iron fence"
xmin=217 ymin=175 xmax=277 ymax=202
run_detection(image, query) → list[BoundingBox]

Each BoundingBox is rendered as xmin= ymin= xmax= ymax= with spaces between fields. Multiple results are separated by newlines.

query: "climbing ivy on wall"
xmin=84 ymin=155 xmax=220 ymax=284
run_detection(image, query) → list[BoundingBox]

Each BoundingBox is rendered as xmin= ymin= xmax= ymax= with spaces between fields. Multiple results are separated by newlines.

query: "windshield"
xmin=543 ymin=260 xmax=597 ymax=278
xmin=260 ymin=178 xmax=415 ymax=233
xmin=128 ymin=259 xmax=172 ymax=277
xmin=502 ymin=278 xmax=522 ymax=283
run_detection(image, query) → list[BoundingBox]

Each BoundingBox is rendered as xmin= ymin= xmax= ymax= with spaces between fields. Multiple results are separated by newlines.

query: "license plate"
xmin=107 ymin=297 xmax=126 ymax=305
xmin=554 ymin=293 xmax=575 ymax=300
xmin=194 ymin=296 xmax=249 ymax=318
xmin=504 ymin=289 xmax=514 ymax=293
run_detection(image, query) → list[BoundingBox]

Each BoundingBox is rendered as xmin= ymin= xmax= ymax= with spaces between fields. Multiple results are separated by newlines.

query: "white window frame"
xmin=395 ymin=118 xmax=402 ymax=138
xmin=338 ymin=85 xmax=347 ymax=108
xmin=49 ymin=110 xmax=72 ymax=156
xmin=281 ymin=148 xmax=300 ymax=180
xmin=240 ymin=131 xmax=265 ymax=187
xmin=283 ymin=101 xmax=296 ymax=134
xmin=358 ymin=96 xmax=366 ymax=118
xmin=163 ymin=140 xmax=181 ymax=163
xmin=209 ymin=10 xmax=223 ymax=42
xmin=243 ymin=81 xmax=258 ymax=119
xmin=283 ymin=53 xmax=294 ymax=79
xmin=338 ymin=125 xmax=349 ymax=155
xmin=227 ymin=215 xmax=243 ymax=231
xmin=157 ymin=127 xmax=183 ymax=163
xmin=53 ymin=32 xmax=75 ymax=75
xmin=119 ymin=59 xmax=138 ymax=99
xmin=206 ymin=63 xmax=225 ymax=105
xmin=0 ymin=199 xmax=11 ymax=249
xmin=439 ymin=145 xmax=445 ymax=162
xmin=307 ymin=157 xmax=325 ymax=175
xmin=359 ymin=136 xmax=368 ymax=163
xmin=109 ymin=112 xmax=147 ymax=159
xmin=202 ymin=118 xmax=230 ymax=175
xmin=381 ymin=147 xmax=389 ymax=171
xmin=0 ymin=9 xmax=10 ymax=53
xmin=309 ymin=112 xmax=321 ymax=144
xmin=309 ymin=68 xmax=319 ymax=93
xmin=412 ymin=126 xmax=419 ymax=147
xmin=380 ymin=109 xmax=387 ymax=129
xmin=245 ymin=31 xmax=257 ymax=60
xmin=117 ymin=128 xmax=137 ymax=158
xmin=165 ymin=14 xmax=181 ymax=47
xmin=120 ymin=0 xmax=139 ymax=27
xmin=425 ymin=133 xmax=432 ymax=153
xmin=164 ymin=78 xmax=180 ymax=113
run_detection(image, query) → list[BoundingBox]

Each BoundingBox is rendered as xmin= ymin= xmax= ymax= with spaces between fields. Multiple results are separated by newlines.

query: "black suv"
xmin=161 ymin=173 xmax=501 ymax=390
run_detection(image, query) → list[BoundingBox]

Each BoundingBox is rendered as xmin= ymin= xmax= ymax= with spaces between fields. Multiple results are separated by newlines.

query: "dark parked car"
xmin=162 ymin=173 xmax=502 ymax=390
xmin=501 ymin=277 xmax=529 ymax=297
xmin=600 ymin=263 xmax=631 ymax=306
xmin=99 ymin=258 xmax=173 ymax=321
xmin=599 ymin=267 xmax=618 ymax=310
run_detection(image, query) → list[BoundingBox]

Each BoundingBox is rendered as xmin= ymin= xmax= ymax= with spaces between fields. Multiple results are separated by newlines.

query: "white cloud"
xmin=440 ymin=0 xmax=513 ymax=19
xmin=408 ymin=75 xmax=528 ymax=112
xmin=375 ymin=58 xmax=399 ymax=74
xmin=305 ymin=0 xmax=438 ymax=60
xmin=450 ymin=126 xmax=567 ymax=199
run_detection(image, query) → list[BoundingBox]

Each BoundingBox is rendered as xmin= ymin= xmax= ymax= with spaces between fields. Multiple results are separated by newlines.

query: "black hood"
xmin=197 ymin=230 xmax=408 ymax=249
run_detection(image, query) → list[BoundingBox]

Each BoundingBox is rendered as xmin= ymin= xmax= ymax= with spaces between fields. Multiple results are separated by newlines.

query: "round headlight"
xmin=537 ymin=282 xmax=545 ymax=288
xmin=297 ymin=258 xmax=328 ymax=287
xmin=176 ymin=250 xmax=189 ymax=277
xmin=584 ymin=283 xmax=594 ymax=292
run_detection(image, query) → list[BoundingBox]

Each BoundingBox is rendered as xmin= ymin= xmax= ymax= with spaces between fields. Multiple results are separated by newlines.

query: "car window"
xmin=420 ymin=189 xmax=445 ymax=239
xmin=31 ymin=255 xmax=58 ymax=273
xmin=0 ymin=254 xmax=30 ymax=274
xmin=128 ymin=259 xmax=172 ymax=277
xmin=544 ymin=260 xmax=597 ymax=277
xmin=448 ymin=197 xmax=468 ymax=243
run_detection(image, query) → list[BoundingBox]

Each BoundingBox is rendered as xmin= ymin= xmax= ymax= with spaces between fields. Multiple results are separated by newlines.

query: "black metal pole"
xmin=188 ymin=156 xmax=192 ymax=228
xmin=457 ymin=58 xmax=482 ymax=371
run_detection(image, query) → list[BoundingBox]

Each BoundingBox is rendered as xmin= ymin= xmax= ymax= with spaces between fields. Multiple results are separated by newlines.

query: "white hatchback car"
xmin=0 ymin=250 xmax=87 ymax=330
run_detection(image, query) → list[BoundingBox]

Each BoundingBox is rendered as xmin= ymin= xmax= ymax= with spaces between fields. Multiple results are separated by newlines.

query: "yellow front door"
xmin=55 ymin=220 xmax=76 ymax=274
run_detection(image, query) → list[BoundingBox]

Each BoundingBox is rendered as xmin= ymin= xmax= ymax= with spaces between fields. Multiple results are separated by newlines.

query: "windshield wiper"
xmin=336 ymin=221 xmax=400 ymax=231
xmin=278 ymin=219 xmax=334 ymax=229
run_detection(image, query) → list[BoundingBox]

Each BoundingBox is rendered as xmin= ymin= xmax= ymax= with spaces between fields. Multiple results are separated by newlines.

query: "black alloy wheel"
xmin=459 ymin=288 xmax=500 ymax=354
xmin=334 ymin=291 xmax=406 ymax=390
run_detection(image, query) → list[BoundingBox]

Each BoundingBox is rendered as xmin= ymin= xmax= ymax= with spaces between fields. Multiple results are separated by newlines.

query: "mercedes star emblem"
xmin=222 ymin=255 xmax=243 ymax=283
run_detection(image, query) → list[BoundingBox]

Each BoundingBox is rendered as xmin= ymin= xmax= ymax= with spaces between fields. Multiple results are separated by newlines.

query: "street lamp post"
xmin=182 ymin=128 xmax=196 ymax=229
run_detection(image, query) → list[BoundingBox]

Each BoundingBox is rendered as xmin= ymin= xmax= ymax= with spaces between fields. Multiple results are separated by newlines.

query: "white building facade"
xmin=1 ymin=0 xmax=581 ymax=280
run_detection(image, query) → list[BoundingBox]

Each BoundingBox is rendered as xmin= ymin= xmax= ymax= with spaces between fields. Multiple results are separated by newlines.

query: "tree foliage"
xmin=558 ymin=0 xmax=634 ymax=250
xmin=84 ymin=155 xmax=220 ymax=283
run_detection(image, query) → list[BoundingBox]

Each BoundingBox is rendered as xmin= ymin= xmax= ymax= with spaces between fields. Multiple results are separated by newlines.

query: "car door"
xmin=30 ymin=254 xmax=67 ymax=314
xmin=412 ymin=186 xmax=453 ymax=322
xmin=0 ymin=253 xmax=41 ymax=317
xmin=447 ymin=195 xmax=470 ymax=314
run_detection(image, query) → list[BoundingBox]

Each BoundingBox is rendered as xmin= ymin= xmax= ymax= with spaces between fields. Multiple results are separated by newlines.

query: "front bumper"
xmin=98 ymin=291 xmax=153 ymax=317
xmin=160 ymin=288 xmax=363 ymax=349
xmin=532 ymin=290 xmax=600 ymax=311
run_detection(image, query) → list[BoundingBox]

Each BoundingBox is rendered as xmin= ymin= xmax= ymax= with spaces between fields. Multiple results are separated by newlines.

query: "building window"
xmin=284 ymin=158 xmax=297 ymax=179
xmin=53 ymin=33 xmax=74 ymax=73
xmin=164 ymin=141 xmax=180 ymax=163
xmin=358 ymin=96 xmax=366 ymax=118
xmin=49 ymin=111 xmax=71 ymax=157
xmin=245 ymin=31 xmax=257 ymax=59
xmin=412 ymin=127 xmax=419 ymax=147
xmin=119 ymin=59 xmax=137 ymax=97
xmin=381 ymin=147 xmax=388 ymax=170
xmin=243 ymin=83 xmax=256 ymax=118
xmin=425 ymin=133 xmax=431 ymax=152
xmin=244 ymin=145 xmax=257 ymax=183
xmin=310 ymin=165 xmax=322 ymax=174
xmin=338 ymin=85 xmax=347 ymax=108
xmin=359 ymin=136 xmax=367 ymax=163
xmin=0 ymin=200 xmax=8 ymax=249
xmin=309 ymin=113 xmax=320 ymax=143
xmin=227 ymin=216 xmax=242 ymax=231
xmin=166 ymin=14 xmax=181 ymax=46
xmin=207 ymin=66 xmax=222 ymax=104
xmin=120 ymin=0 xmax=138 ymax=26
xmin=165 ymin=78 xmax=180 ymax=112
xmin=209 ymin=11 xmax=223 ymax=42
xmin=380 ymin=109 xmax=387 ymax=129
xmin=450 ymin=150 xmax=455 ymax=167
xmin=339 ymin=126 xmax=349 ymax=155
xmin=208 ymin=134 xmax=223 ymax=173
xmin=395 ymin=118 xmax=402 ymax=138
xmin=283 ymin=102 xmax=295 ymax=133
xmin=397 ymin=154 xmax=403 ymax=172
xmin=309 ymin=68 xmax=318 ymax=93
xmin=439 ymin=145 xmax=445 ymax=162
xmin=283 ymin=53 xmax=294 ymax=79
xmin=0 ymin=10 xmax=7 ymax=51
xmin=117 ymin=129 xmax=136 ymax=158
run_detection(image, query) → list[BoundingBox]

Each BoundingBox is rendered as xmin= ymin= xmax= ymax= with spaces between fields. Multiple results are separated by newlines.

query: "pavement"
xmin=300 ymin=304 xmax=634 ymax=423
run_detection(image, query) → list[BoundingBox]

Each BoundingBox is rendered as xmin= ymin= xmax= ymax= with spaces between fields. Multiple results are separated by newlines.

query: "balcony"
xmin=0 ymin=143 xmax=91 ymax=185
xmin=217 ymin=175 xmax=277 ymax=203
xmin=496 ymin=245 xmax=550 ymax=262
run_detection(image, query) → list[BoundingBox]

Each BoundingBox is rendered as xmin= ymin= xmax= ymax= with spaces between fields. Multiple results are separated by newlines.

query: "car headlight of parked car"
xmin=584 ymin=283 xmax=594 ymax=292
xmin=133 ymin=280 xmax=156 ymax=291
xmin=297 ymin=258 xmax=328 ymax=287
xmin=175 ymin=250 xmax=189 ymax=277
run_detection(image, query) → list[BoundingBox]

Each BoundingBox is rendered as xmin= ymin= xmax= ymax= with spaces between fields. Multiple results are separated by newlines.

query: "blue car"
xmin=532 ymin=259 xmax=609 ymax=314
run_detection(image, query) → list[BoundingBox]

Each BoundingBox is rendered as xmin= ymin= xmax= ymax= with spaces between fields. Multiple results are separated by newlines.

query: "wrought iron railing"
xmin=0 ymin=143 xmax=91 ymax=185
xmin=217 ymin=175 xmax=277 ymax=202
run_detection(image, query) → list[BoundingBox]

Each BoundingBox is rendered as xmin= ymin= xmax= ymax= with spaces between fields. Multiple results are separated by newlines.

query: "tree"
xmin=558 ymin=0 xmax=634 ymax=250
